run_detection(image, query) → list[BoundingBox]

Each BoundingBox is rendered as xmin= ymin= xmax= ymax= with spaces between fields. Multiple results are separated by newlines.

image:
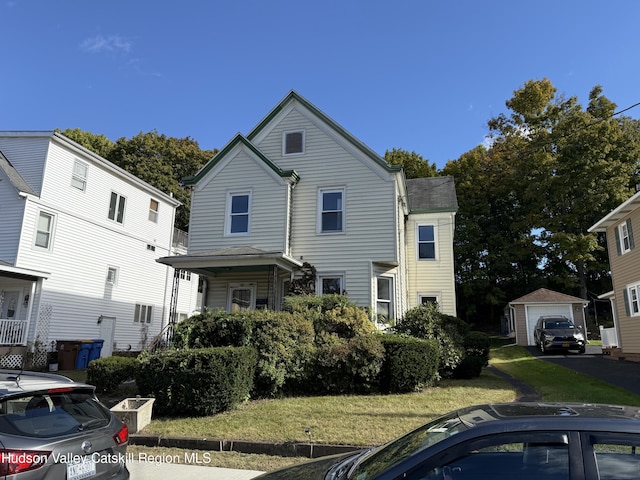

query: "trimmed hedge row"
xmin=135 ymin=347 xmax=258 ymax=417
xmin=86 ymin=355 xmax=138 ymax=393
xmin=379 ymin=335 xmax=440 ymax=393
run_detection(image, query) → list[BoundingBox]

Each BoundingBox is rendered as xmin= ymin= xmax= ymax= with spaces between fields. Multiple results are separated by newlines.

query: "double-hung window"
xmin=319 ymin=188 xmax=345 ymax=233
xmin=417 ymin=224 xmax=436 ymax=260
xmin=108 ymin=192 xmax=126 ymax=224
xmin=627 ymin=283 xmax=640 ymax=316
xmin=149 ymin=199 xmax=159 ymax=223
xmin=227 ymin=191 xmax=251 ymax=235
xmin=617 ymin=219 xmax=635 ymax=255
xmin=35 ymin=211 xmax=54 ymax=249
xmin=71 ymin=160 xmax=88 ymax=191
xmin=376 ymin=277 xmax=393 ymax=321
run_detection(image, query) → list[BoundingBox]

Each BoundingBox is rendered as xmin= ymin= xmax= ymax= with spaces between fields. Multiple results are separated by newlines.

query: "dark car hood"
xmin=254 ymin=452 xmax=359 ymax=480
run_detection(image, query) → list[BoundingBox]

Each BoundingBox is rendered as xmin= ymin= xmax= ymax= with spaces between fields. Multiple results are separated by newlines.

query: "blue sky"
xmin=2 ymin=1 xmax=639 ymax=169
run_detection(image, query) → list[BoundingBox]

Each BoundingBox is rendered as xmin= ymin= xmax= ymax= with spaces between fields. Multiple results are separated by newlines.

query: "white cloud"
xmin=80 ymin=35 xmax=131 ymax=54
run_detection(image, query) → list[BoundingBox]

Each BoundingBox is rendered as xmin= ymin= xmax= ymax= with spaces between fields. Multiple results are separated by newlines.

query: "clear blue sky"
xmin=2 ymin=0 xmax=639 ymax=169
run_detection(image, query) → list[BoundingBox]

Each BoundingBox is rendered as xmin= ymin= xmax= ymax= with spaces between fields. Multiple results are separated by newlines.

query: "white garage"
xmin=507 ymin=288 xmax=588 ymax=346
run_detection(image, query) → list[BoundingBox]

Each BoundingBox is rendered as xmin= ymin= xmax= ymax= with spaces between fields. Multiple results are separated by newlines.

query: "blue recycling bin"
xmin=75 ymin=340 xmax=93 ymax=369
xmin=88 ymin=339 xmax=104 ymax=362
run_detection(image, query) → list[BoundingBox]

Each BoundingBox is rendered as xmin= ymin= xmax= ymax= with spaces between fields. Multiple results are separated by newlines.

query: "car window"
xmin=0 ymin=390 xmax=110 ymax=438
xmin=588 ymin=433 xmax=640 ymax=480
xmin=403 ymin=432 xmax=569 ymax=480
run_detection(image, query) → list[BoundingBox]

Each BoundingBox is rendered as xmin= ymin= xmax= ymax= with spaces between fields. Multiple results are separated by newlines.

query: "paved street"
xmin=127 ymin=460 xmax=264 ymax=479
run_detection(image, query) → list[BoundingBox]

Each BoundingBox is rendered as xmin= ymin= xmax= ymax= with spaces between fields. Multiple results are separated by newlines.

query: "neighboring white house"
xmin=0 ymin=131 xmax=199 ymax=367
xmin=158 ymin=91 xmax=457 ymax=323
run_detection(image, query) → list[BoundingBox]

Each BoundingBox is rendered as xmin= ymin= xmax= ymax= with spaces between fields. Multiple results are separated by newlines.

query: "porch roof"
xmin=156 ymin=246 xmax=303 ymax=276
xmin=0 ymin=261 xmax=50 ymax=280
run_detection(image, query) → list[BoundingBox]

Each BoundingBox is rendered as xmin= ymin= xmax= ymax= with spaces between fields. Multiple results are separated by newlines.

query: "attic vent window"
xmin=283 ymin=130 xmax=304 ymax=155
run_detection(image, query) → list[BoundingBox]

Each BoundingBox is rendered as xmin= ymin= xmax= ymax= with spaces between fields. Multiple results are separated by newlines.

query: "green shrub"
xmin=452 ymin=331 xmax=491 ymax=379
xmin=393 ymin=303 xmax=467 ymax=378
xmin=86 ymin=356 xmax=138 ymax=393
xmin=309 ymin=334 xmax=385 ymax=394
xmin=135 ymin=347 xmax=257 ymax=417
xmin=452 ymin=355 xmax=486 ymax=379
xmin=379 ymin=334 xmax=440 ymax=393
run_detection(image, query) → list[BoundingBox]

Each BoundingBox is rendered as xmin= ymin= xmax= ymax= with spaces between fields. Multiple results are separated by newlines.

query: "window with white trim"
xmin=417 ymin=224 xmax=436 ymax=260
xmin=618 ymin=220 xmax=633 ymax=254
xmin=106 ymin=267 xmax=118 ymax=285
xmin=226 ymin=191 xmax=251 ymax=235
xmin=134 ymin=303 xmax=152 ymax=323
xmin=419 ymin=294 xmax=440 ymax=306
xmin=149 ymin=199 xmax=159 ymax=223
xmin=35 ymin=211 xmax=54 ymax=249
xmin=180 ymin=270 xmax=191 ymax=281
xmin=71 ymin=159 xmax=88 ymax=191
xmin=318 ymin=273 xmax=345 ymax=295
xmin=627 ymin=283 xmax=640 ymax=316
xmin=108 ymin=192 xmax=126 ymax=224
xmin=318 ymin=188 xmax=345 ymax=233
xmin=376 ymin=277 xmax=393 ymax=321
xmin=283 ymin=130 xmax=304 ymax=155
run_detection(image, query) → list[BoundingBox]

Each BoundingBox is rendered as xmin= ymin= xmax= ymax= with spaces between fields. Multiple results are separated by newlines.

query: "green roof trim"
xmin=247 ymin=90 xmax=401 ymax=173
xmin=183 ymin=134 xmax=299 ymax=186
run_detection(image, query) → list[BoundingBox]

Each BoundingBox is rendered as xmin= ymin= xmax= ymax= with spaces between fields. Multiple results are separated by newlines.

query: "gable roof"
xmin=509 ymin=288 xmax=587 ymax=305
xmin=589 ymin=189 xmax=640 ymax=232
xmin=0 ymin=150 xmax=37 ymax=196
xmin=406 ymin=176 xmax=458 ymax=213
xmin=183 ymin=134 xmax=299 ymax=186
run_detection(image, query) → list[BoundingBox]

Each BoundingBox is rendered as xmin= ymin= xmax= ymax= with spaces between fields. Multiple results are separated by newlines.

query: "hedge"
xmin=86 ymin=355 xmax=138 ymax=393
xmin=135 ymin=346 xmax=257 ymax=417
xmin=379 ymin=335 xmax=440 ymax=393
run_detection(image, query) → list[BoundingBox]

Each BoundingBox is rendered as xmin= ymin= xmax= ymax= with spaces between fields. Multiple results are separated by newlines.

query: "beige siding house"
xmin=159 ymin=91 xmax=458 ymax=323
xmin=589 ymin=190 xmax=640 ymax=360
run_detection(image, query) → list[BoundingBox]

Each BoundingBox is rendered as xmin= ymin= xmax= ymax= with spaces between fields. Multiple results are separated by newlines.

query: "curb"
xmin=130 ymin=434 xmax=364 ymax=459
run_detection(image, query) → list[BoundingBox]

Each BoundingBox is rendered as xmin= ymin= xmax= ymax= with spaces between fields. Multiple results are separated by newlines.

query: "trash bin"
xmin=75 ymin=340 xmax=94 ymax=370
xmin=57 ymin=340 xmax=81 ymax=370
xmin=88 ymin=339 xmax=104 ymax=362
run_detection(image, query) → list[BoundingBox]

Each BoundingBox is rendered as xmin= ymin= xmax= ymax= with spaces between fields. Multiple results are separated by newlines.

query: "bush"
xmin=309 ymin=334 xmax=385 ymax=395
xmin=379 ymin=334 xmax=440 ymax=393
xmin=173 ymin=310 xmax=315 ymax=398
xmin=87 ymin=356 xmax=138 ymax=393
xmin=393 ymin=303 xmax=467 ymax=378
xmin=452 ymin=355 xmax=486 ymax=379
xmin=135 ymin=347 xmax=257 ymax=417
xmin=452 ymin=331 xmax=491 ymax=379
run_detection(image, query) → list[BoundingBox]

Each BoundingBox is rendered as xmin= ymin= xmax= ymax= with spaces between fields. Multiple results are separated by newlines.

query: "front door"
xmin=227 ymin=284 xmax=256 ymax=312
xmin=98 ymin=316 xmax=116 ymax=357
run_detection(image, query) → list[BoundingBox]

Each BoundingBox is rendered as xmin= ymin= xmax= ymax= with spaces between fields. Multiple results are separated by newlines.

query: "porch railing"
xmin=0 ymin=319 xmax=28 ymax=346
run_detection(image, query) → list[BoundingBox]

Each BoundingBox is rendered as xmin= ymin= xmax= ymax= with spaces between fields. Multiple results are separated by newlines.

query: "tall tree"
xmin=384 ymin=148 xmax=437 ymax=178
xmin=59 ymin=128 xmax=115 ymax=158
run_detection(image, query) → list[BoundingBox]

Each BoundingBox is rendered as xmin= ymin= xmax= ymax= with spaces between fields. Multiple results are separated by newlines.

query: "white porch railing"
xmin=0 ymin=319 xmax=28 ymax=346
xmin=599 ymin=325 xmax=618 ymax=348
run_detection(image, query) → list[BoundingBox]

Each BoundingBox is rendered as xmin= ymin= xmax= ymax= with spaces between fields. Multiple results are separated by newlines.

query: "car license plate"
xmin=67 ymin=457 xmax=96 ymax=480
xmin=562 ymin=343 xmax=570 ymax=348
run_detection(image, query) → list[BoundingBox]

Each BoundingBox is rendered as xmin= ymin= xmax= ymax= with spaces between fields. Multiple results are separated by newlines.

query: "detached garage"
xmin=507 ymin=288 xmax=588 ymax=346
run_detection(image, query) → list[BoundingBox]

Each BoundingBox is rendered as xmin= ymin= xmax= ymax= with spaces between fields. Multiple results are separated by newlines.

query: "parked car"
xmin=0 ymin=369 xmax=129 ymax=479
xmin=256 ymin=402 xmax=640 ymax=479
xmin=533 ymin=315 xmax=586 ymax=354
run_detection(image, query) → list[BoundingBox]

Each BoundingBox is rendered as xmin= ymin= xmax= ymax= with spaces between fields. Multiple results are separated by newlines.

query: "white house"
xmin=158 ymin=91 xmax=457 ymax=322
xmin=0 ymin=131 xmax=199 ymax=367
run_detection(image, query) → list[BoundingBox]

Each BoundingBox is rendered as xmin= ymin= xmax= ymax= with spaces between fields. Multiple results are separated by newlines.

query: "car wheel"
xmin=579 ymin=347 xmax=586 ymax=354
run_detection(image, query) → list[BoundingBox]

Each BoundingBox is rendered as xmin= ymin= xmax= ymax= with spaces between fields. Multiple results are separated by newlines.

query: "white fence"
xmin=599 ymin=325 xmax=618 ymax=348
xmin=0 ymin=319 xmax=28 ymax=345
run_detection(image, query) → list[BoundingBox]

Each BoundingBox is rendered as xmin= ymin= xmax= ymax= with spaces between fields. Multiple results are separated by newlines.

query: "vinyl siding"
xmin=608 ymin=210 xmax=640 ymax=353
xmin=188 ymin=146 xmax=290 ymax=254
xmin=252 ymin=106 xmax=399 ymax=308
xmin=405 ymin=211 xmax=457 ymax=315
xmin=0 ymin=135 xmax=48 ymax=194
xmin=0 ymin=178 xmax=25 ymax=264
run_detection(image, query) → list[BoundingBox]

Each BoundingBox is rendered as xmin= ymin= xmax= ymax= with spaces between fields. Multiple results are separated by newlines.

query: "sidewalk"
xmin=128 ymin=460 xmax=264 ymax=479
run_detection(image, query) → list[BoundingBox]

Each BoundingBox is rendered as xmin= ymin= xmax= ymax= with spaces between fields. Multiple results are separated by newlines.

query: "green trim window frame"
xmin=134 ymin=303 xmax=152 ymax=323
xmin=318 ymin=273 xmax=345 ymax=295
xmin=283 ymin=130 xmax=305 ymax=155
xmin=318 ymin=187 xmax=345 ymax=234
xmin=35 ymin=211 xmax=55 ymax=249
xmin=417 ymin=224 xmax=437 ymax=260
xmin=108 ymin=191 xmax=126 ymax=224
xmin=71 ymin=159 xmax=88 ymax=191
xmin=226 ymin=191 xmax=251 ymax=235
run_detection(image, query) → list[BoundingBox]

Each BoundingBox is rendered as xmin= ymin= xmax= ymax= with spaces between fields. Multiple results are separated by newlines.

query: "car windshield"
xmin=544 ymin=320 xmax=574 ymax=329
xmin=348 ymin=411 xmax=472 ymax=479
xmin=0 ymin=389 xmax=111 ymax=438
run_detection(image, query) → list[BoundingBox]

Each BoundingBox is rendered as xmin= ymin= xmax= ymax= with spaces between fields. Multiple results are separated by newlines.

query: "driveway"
xmin=527 ymin=345 xmax=640 ymax=397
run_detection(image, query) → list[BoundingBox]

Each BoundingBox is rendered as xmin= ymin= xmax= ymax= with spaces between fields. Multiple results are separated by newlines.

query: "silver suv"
xmin=534 ymin=315 xmax=586 ymax=354
xmin=0 ymin=369 xmax=129 ymax=479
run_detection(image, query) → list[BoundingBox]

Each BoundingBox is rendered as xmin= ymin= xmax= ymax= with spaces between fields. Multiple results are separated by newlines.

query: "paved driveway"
xmin=527 ymin=345 xmax=640 ymax=397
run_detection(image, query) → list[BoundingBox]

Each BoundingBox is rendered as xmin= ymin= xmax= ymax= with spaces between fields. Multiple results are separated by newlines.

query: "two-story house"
xmin=158 ymin=91 xmax=457 ymax=323
xmin=0 ymin=131 xmax=199 ymax=367
xmin=589 ymin=189 xmax=640 ymax=360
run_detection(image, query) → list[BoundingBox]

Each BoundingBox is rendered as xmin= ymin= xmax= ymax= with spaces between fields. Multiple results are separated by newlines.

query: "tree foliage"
xmin=384 ymin=147 xmax=437 ymax=178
